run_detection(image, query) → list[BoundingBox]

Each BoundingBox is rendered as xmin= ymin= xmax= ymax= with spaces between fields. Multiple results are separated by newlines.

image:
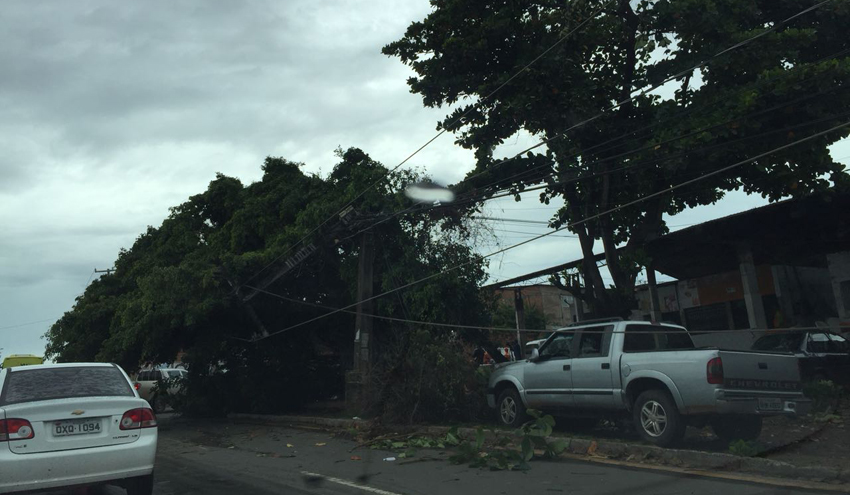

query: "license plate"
xmin=53 ymin=419 xmax=102 ymax=436
xmin=758 ymin=398 xmax=783 ymax=411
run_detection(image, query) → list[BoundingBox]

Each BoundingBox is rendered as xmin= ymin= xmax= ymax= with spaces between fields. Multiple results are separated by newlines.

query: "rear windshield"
xmin=623 ymin=324 xmax=695 ymax=353
xmin=0 ymin=366 xmax=133 ymax=405
xmin=752 ymin=333 xmax=805 ymax=352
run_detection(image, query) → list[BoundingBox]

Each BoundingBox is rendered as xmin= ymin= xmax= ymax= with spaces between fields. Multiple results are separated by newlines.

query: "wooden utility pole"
xmin=513 ymin=288 xmax=525 ymax=359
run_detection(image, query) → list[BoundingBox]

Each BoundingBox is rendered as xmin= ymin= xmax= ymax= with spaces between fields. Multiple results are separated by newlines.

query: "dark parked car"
xmin=752 ymin=330 xmax=850 ymax=385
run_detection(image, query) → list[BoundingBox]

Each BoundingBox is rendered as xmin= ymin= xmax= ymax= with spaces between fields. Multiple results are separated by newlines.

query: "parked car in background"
xmin=487 ymin=318 xmax=811 ymax=447
xmin=751 ymin=330 xmax=850 ymax=386
xmin=0 ymin=363 xmax=157 ymax=494
xmin=134 ymin=368 xmax=188 ymax=412
xmin=1 ymin=354 xmax=43 ymax=370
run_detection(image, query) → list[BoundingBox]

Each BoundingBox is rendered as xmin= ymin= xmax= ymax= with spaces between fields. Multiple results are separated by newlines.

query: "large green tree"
xmin=45 ymin=148 xmax=491 ymax=416
xmin=384 ymin=0 xmax=850 ymax=314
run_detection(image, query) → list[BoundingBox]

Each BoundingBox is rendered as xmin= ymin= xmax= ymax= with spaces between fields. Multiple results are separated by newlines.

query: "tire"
xmin=712 ymin=416 xmax=763 ymax=442
xmin=125 ymin=473 xmax=154 ymax=495
xmin=632 ymin=389 xmax=685 ymax=447
xmin=496 ymin=388 xmax=528 ymax=428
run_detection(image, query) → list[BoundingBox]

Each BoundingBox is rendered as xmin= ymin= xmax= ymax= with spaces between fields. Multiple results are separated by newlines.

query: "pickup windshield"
xmin=623 ymin=324 xmax=695 ymax=352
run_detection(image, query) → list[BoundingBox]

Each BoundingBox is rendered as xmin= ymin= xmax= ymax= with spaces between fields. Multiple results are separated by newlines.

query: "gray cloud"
xmin=1 ymin=0 xmax=847 ymax=359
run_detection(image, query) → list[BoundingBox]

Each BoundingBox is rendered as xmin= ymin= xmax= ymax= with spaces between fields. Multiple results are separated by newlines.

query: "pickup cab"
xmin=486 ymin=319 xmax=811 ymax=446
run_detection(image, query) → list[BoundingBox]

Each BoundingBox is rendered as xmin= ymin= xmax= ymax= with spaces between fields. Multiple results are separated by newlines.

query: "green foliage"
xmin=803 ymin=380 xmax=843 ymax=414
xmin=384 ymin=0 xmax=850 ymax=313
xmin=728 ymin=439 xmax=760 ymax=457
xmin=488 ymin=299 xmax=548 ymax=332
xmin=369 ymin=328 xmax=490 ymax=423
xmin=448 ymin=411 xmax=567 ymax=471
xmin=44 ymin=148 xmax=491 ymax=416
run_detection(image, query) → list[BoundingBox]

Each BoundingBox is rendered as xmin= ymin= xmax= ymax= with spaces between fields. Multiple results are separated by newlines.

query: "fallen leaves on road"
xmin=315 ymin=442 xmax=327 ymax=447
xmin=350 ymin=455 xmax=362 ymax=461
xmin=286 ymin=443 xmax=294 ymax=448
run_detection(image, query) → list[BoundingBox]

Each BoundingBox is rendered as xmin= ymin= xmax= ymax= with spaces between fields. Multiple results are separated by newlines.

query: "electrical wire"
xmin=342 ymin=107 xmax=850 ymax=239
xmin=0 ymin=318 xmax=59 ymax=331
xmin=245 ymin=285 xmax=847 ymax=337
xmin=249 ymin=121 xmax=850 ymax=342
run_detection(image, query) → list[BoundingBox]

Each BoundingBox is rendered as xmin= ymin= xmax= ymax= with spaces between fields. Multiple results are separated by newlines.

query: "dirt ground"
xmin=764 ymin=403 xmax=849 ymax=470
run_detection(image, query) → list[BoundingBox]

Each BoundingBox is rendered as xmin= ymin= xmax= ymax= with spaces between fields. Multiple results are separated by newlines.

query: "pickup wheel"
xmin=633 ymin=390 xmax=685 ymax=447
xmin=712 ymin=416 xmax=763 ymax=442
xmin=496 ymin=388 xmax=528 ymax=428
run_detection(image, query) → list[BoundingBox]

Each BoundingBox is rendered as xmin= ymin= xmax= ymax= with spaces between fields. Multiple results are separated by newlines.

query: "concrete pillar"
xmin=827 ymin=252 xmax=850 ymax=319
xmin=738 ymin=244 xmax=768 ymax=329
xmin=771 ymin=265 xmax=796 ymax=327
xmin=725 ymin=301 xmax=735 ymax=330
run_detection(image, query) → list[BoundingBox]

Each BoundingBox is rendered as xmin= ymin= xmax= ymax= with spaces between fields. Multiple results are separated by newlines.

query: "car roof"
xmin=5 ymin=362 xmax=115 ymax=372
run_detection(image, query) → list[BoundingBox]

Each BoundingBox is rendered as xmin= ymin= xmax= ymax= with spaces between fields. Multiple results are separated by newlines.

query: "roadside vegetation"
xmin=44 ymin=148 xmax=501 ymax=419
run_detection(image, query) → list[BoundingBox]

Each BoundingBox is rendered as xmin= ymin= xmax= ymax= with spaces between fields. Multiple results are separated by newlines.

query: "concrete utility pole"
xmin=513 ymin=288 xmax=525 ymax=359
xmin=646 ymin=264 xmax=662 ymax=323
xmin=353 ymin=230 xmax=375 ymax=372
xmin=346 ymin=230 xmax=375 ymax=410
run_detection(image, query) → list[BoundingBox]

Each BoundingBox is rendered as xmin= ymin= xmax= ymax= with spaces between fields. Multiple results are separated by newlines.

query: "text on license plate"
xmin=53 ymin=419 xmax=102 ymax=436
xmin=758 ymin=398 xmax=783 ymax=411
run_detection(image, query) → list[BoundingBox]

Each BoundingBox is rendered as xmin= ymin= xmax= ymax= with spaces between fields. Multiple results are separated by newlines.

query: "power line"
xmin=249 ymin=121 xmax=850 ymax=342
xmin=344 ymin=107 xmax=850 ymax=239
xmin=472 ymin=216 xmax=551 ymax=225
xmin=234 ymin=4 xmax=611 ymax=292
xmin=455 ymin=61 xmax=849 ymax=203
xmin=489 ymin=228 xmax=579 ymax=239
xmin=245 ymin=285 xmax=846 ymax=337
xmin=0 ymin=318 xmax=59 ymax=331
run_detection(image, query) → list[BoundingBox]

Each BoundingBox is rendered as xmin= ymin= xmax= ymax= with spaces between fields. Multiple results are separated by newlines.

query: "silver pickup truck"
xmin=487 ymin=319 xmax=811 ymax=446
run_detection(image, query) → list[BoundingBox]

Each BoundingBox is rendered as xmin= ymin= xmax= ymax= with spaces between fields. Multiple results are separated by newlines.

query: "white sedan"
xmin=0 ymin=363 xmax=157 ymax=495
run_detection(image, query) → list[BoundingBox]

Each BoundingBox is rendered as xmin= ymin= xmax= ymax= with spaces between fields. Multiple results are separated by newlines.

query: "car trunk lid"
xmin=3 ymin=397 xmax=146 ymax=454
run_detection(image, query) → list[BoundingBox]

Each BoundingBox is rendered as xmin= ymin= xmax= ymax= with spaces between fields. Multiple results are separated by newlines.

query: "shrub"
xmin=368 ymin=328 xmax=490 ymax=424
xmin=728 ymin=439 xmax=760 ymax=457
xmin=803 ymin=380 xmax=843 ymax=414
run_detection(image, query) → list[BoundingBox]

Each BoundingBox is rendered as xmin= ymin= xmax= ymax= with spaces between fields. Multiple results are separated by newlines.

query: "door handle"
xmin=563 ymin=364 xmax=571 ymax=371
xmin=601 ymin=363 xmax=610 ymax=370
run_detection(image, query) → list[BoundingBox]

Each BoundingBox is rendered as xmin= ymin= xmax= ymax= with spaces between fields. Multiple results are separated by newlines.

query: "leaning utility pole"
xmin=346 ymin=229 xmax=375 ymax=410
xmin=513 ymin=288 xmax=525 ymax=358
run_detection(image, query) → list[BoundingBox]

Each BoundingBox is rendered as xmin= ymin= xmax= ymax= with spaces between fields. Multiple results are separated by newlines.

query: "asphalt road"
xmin=27 ymin=417 xmax=838 ymax=495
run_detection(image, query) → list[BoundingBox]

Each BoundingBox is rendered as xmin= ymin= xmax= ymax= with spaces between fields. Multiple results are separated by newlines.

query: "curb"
xmin=227 ymin=413 xmax=849 ymax=485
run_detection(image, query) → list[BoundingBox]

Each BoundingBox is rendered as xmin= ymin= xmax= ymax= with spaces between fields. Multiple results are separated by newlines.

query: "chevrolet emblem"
xmin=71 ymin=410 xmax=85 ymax=416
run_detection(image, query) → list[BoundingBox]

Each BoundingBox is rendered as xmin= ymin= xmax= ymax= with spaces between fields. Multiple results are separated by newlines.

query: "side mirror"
xmin=530 ymin=348 xmax=540 ymax=361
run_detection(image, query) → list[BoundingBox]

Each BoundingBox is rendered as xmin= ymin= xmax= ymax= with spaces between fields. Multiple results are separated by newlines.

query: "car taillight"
xmin=0 ymin=419 xmax=35 ymax=441
xmin=707 ymin=356 xmax=724 ymax=384
xmin=120 ymin=408 xmax=158 ymax=430
xmin=134 ymin=382 xmax=141 ymax=391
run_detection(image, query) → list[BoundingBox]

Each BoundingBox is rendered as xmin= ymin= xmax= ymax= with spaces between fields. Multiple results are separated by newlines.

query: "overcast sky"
xmin=1 ymin=0 xmax=847 ymax=358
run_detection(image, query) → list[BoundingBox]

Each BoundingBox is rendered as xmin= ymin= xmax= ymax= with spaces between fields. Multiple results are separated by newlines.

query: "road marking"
xmin=300 ymin=471 xmax=404 ymax=495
